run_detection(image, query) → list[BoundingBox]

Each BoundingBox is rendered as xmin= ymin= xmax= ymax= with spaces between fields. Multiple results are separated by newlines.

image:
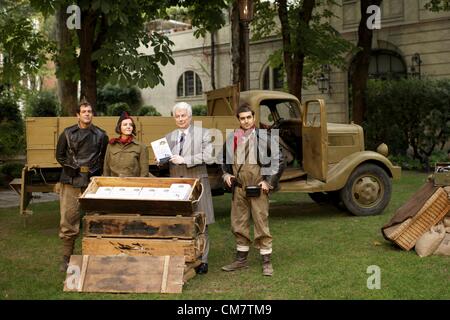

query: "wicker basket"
xmin=389 ymin=187 xmax=450 ymax=250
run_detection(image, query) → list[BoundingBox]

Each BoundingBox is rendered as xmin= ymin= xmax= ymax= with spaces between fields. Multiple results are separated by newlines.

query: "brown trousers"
xmin=231 ymin=160 xmax=272 ymax=254
xmin=59 ymin=183 xmax=84 ymax=241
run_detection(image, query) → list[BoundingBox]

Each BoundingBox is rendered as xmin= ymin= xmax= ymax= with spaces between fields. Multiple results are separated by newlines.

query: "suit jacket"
xmin=165 ymin=125 xmax=215 ymax=224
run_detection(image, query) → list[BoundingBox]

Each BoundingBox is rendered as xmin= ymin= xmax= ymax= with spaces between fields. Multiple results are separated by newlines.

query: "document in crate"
xmin=84 ymin=184 xmax=192 ymax=201
xmin=151 ymin=137 xmax=172 ymax=164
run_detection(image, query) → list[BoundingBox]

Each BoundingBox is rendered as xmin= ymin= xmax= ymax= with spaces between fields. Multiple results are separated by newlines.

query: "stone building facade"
xmin=140 ymin=0 xmax=450 ymax=123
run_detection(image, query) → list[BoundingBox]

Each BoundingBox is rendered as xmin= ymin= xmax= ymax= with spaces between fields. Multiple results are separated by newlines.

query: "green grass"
xmin=0 ymin=170 xmax=448 ymax=300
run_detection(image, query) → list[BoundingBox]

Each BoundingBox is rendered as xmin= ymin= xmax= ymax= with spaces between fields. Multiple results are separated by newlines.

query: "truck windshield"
xmin=260 ymin=100 xmax=300 ymax=126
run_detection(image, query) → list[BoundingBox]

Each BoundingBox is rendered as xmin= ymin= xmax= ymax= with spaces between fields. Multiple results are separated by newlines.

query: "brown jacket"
xmin=103 ymin=140 xmax=149 ymax=177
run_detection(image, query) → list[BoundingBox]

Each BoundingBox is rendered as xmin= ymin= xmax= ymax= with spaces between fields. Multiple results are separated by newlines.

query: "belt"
xmin=234 ymin=181 xmax=243 ymax=188
xmin=79 ymin=166 xmax=89 ymax=173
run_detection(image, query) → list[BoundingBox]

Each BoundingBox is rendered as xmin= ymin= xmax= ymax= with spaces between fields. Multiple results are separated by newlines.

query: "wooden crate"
xmin=83 ymin=212 xmax=205 ymax=239
xmin=63 ymin=255 xmax=185 ymax=293
xmin=434 ymin=162 xmax=450 ymax=186
xmin=82 ymin=235 xmax=205 ymax=263
xmin=389 ymin=187 xmax=450 ymax=250
xmin=79 ymin=177 xmax=202 ymax=216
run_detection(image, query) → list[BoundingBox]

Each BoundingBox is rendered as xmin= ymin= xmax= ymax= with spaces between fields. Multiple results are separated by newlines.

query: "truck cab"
xmin=207 ymin=86 xmax=401 ymax=216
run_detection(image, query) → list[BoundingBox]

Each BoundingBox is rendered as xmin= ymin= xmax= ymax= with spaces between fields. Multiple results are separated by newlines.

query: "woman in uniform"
xmin=103 ymin=112 xmax=151 ymax=177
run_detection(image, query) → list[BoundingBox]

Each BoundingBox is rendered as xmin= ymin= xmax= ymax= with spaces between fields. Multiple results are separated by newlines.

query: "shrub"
xmin=106 ymin=102 xmax=132 ymax=116
xmin=0 ymin=94 xmax=25 ymax=156
xmin=365 ymin=78 xmax=450 ymax=169
xmin=97 ymin=84 xmax=142 ymax=115
xmin=137 ymin=105 xmax=161 ymax=116
xmin=192 ymin=104 xmax=207 ymax=116
xmin=0 ymin=162 xmax=23 ymax=178
xmin=25 ymin=91 xmax=60 ymax=117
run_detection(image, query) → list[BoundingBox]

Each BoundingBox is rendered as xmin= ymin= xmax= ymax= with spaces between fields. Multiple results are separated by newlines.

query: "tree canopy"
xmin=0 ymin=0 xmax=53 ymax=91
xmin=252 ymin=0 xmax=354 ymax=99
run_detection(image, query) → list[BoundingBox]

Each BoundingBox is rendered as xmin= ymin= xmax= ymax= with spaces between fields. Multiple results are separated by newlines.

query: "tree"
xmin=252 ymin=0 xmax=354 ymax=100
xmin=55 ymin=5 xmax=78 ymax=115
xmin=425 ymin=0 xmax=450 ymax=11
xmin=0 ymin=0 xmax=52 ymax=92
xmin=350 ymin=0 xmax=382 ymax=125
xmin=32 ymin=0 xmax=176 ymax=110
xmin=172 ymin=0 xmax=229 ymax=90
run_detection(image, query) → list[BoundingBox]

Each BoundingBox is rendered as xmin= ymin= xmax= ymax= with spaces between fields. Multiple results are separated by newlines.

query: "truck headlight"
xmin=376 ymin=143 xmax=389 ymax=157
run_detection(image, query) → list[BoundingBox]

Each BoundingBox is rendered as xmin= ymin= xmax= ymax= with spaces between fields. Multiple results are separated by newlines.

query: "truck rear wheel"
xmin=340 ymin=163 xmax=391 ymax=216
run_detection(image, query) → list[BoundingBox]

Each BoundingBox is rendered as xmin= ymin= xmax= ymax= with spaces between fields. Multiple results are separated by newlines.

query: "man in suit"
xmin=164 ymin=102 xmax=215 ymax=274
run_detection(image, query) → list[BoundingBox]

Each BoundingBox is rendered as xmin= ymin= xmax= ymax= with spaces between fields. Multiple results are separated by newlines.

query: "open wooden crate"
xmin=388 ymin=187 xmax=450 ymax=250
xmin=79 ymin=177 xmax=202 ymax=216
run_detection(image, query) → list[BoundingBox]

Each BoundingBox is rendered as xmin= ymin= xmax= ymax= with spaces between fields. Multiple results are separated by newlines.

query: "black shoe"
xmin=195 ymin=263 xmax=208 ymax=274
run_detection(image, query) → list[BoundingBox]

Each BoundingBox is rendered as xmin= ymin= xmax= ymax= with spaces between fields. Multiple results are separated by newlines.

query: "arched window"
xmin=349 ymin=49 xmax=407 ymax=80
xmin=368 ymin=50 xmax=407 ymax=79
xmin=177 ymin=71 xmax=203 ymax=97
xmin=262 ymin=65 xmax=284 ymax=90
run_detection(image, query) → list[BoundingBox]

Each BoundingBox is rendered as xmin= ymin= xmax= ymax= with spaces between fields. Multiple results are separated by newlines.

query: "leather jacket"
xmin=221 ymin=128 xmax=285 ymax=191
xmin=56 ymin=123 xmax=108 ymax=187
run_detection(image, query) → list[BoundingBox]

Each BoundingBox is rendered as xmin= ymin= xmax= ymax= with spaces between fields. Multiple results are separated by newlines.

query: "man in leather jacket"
xmin=55 ymin=100 xmax=108 ymax=272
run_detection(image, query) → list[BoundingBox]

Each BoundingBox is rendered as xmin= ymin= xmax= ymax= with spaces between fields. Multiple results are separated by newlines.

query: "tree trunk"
xmin=231 ymin=1 xmax=241 ymax=87
xmin=277 ymin=0 xmax=315 ymax=101
xmin=56 ymin=7 xmax=78 ymax=116
xmin=211 ymin=31 xmax=216 ymax=90
xmin=351 ymin=0 xmax=382 ymax=125
xmin=77 ymin=9 xmax=99 ymax=110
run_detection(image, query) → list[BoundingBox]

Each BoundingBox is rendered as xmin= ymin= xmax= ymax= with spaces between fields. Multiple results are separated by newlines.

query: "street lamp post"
xmin=238 ymin=0 xmax=254 ymax=91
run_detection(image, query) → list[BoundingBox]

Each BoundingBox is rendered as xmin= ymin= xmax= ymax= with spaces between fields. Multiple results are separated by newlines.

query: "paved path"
xmin=0 ymin=190 xmax=59 ymax=208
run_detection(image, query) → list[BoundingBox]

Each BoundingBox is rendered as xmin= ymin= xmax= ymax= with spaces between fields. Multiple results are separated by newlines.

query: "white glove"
xmin=170 ymin=155 xmax=185 ymax=165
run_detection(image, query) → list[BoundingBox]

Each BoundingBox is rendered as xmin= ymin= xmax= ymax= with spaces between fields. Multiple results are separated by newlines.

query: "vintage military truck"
xmin=11 ymin=85 xmax=400 ymax=217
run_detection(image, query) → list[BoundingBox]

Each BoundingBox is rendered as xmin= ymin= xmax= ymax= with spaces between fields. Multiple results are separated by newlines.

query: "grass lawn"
xmin=0 ymin=170 xmax=448 ymax=300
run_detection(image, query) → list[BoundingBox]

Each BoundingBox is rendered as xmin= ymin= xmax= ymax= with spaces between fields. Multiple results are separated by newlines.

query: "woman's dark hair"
xmin=115 ymin=112 xmax=136 ymax=136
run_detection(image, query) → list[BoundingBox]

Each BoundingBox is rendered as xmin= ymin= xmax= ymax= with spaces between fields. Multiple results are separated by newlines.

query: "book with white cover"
xmin=154 ymin=188 xmax=179 ymax=200
xmin=168 ymin=183 xmax=192 ymax=200
xmin=138 ymin=187 xmax=158 ymax=200
xmin=151 ymin=137 xmax=173 ymax=163
xmin=85 ymin=186 xmax=113 ymax=198
xmin=110 ymin=187 xmax=142 ymax=199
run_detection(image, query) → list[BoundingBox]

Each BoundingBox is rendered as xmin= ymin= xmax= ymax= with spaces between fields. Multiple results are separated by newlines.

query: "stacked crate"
xmin=78 ymin=176 xmax=206 ymax=283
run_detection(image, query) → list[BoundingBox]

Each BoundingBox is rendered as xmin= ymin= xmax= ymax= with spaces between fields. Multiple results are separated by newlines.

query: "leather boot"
xmin=221 ymin=251 xmax=249 ymax=272
xmin=59 ymin=255 xmax=70 ymax=273
xmin=262 ymin=254 xmax=273 ymax=276
xmin=60 ymin=238 xmax=75 ymax=272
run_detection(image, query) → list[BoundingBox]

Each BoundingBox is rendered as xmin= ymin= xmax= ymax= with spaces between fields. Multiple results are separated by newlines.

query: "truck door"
xmin=302 ymin=99 xmax=328 ymax=181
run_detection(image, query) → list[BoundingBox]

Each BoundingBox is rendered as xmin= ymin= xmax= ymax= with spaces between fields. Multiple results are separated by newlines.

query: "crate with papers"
xmin=79 ymin=176 xmax=202 ymax=215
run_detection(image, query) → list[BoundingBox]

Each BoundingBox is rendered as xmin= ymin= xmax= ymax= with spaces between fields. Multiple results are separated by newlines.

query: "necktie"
xmin=179 ymin=132 xmax=185 ymax=156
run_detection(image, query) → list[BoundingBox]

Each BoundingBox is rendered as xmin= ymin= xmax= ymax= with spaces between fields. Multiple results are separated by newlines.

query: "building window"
xmin=368 ymin=50 xmax=407 ymax=80
xmin=177 ymin=71 xmax=203 ymax=97
xmin=262 ymin=65 xmax=284 ymax=90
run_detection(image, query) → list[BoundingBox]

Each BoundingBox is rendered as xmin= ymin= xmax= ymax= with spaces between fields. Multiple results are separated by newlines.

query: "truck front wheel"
xmin=340 ymin=163 xmax=392 ymax=216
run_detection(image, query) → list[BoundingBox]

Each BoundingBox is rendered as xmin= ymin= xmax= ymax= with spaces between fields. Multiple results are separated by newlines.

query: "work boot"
xmin=221 ymin=251 xmax=249 ymax=272
xmin=60 ymin=238 xmax=75 ymax=272
xmin=59 ymin=255 xmax=70 ymax=273
xmin=262 ymin=254 xmax=273 ymax=276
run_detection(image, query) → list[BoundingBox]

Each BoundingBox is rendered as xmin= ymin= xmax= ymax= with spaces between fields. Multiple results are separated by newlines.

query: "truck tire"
xmin=340 ymin=163 xmax=392 ymax=216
